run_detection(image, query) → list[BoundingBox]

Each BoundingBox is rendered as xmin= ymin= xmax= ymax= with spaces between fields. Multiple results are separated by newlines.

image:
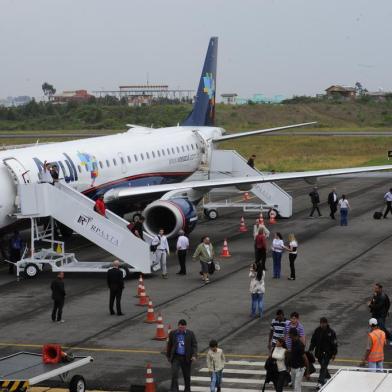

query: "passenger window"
xmin=157 ymin=150 xmax=160 ymax=157
xmin=146 ymin=152 xmax=150 ymax=159
xmin=85 ymin=166 xmax=89 ymax=172
xmin=141 ymin=153 xmax=144 ymax=160
xmin=134 ymin=154 xmax=138 ymax=162
xmin=162 ymin=149 xmax=165 ymax=156
xmin=181 ymin=146 xmax=185 ymax=152
xmin=106 ymin=160 xmax=110 ymax=167
xmin=176 ymin=147 xmax=180 ymax=153
xmin=172 ymin=147 xmax=175 ymax=154
xmin=99 ymin=161 xmax=103 ymax=169
xmin=127 ymin=155 xmax=131 ymax=163
xmin=186 ymin=145 xmax=190 ymax=151
xmin=77 ymin=165 xmax=82 ymax=173
xmin=113 ymin=158 xmax=117 ymax=166
xmin=152 ymin=151 xmax=155 ymax=158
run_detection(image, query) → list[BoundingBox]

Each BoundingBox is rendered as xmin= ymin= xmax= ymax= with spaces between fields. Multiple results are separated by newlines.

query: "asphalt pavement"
xmin=0 ymin=175 xmax=392 ymax=391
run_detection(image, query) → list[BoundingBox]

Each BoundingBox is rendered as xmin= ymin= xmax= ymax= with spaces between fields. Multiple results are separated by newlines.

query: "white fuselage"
xmin=0 ymin=126 xmax=224 ymax=229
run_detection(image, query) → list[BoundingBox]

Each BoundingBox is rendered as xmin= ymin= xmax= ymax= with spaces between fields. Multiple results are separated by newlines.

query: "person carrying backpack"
xmin=368 ymin=283 xmax=390 ymax=338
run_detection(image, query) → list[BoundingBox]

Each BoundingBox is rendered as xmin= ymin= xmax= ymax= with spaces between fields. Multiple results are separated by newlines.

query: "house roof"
xmin=325 ymin=85 xmax=356 ymax=93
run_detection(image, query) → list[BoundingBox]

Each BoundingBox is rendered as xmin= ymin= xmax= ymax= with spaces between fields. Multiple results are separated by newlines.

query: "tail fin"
xmin=181 ymin=37 xmax=218 ymax=127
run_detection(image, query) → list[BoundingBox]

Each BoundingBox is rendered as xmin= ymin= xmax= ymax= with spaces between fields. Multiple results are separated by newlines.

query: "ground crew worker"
xmin=360 ymin=318 xmax=386 ymax=371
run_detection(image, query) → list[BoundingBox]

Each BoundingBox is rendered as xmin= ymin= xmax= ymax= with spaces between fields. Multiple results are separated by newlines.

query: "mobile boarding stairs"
xmin=11 ymin=181 xmax=153 ymax=278
xmin=189 ymin=150 xmax=292 ymax=220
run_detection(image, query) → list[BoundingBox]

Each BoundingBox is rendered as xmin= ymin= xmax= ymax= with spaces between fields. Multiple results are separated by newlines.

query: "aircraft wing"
xmin=212 ymin=122 xmax=317 ymax=142
xmin=104 ymin=164 xmax=392 ymax=202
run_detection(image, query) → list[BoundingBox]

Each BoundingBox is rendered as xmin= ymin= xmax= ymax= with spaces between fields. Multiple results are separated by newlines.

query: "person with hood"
xmin=309 ymin=317 xmax=338 ymax=388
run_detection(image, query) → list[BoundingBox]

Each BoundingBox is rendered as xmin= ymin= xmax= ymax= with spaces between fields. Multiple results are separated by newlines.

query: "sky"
xmin=1 ymin=0 xmax=392 ymax=100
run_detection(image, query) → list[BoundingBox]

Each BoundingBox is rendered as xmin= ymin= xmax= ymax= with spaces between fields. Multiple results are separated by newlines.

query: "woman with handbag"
xmin=193 ymin=236 xmax=215 ymax=284
xmin=249 ymin=262 xmax=265 ymax=318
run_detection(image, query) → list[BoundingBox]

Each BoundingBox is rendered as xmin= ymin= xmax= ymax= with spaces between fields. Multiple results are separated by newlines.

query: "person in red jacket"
xmin=254 ymin=228 xmax=267 ymax=271
xmin=94 ymin=195 xmax=106 ymax=217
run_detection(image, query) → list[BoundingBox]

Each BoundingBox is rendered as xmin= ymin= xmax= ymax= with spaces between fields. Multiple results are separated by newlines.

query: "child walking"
xmin=206 ymin=340 xmax=226 ymax=392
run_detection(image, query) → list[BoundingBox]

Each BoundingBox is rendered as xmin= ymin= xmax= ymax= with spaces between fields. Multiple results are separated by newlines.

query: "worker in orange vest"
xmin=360 ymin=318 xmax=386 ymax=371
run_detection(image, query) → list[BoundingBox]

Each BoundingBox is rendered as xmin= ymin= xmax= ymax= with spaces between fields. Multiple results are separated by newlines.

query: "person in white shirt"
xmin=383 ymin=188 xmax=392 ymax=218
xmin=176 ymin=230 xmax=189 ymax=275
xmin=338 ymin=195 xmax=350 ymax=226
xmin=271 ymin=338 xmax=290 ymax=392
xmin=39 ymin=161 xmax=54 ymax=184
xmin=271 ymin=232 xmax=285 ymax=279
xmin=249 ymin=263 xmax=265 ymax=318
xmin=152 ymin=228 xmax=170 ymax=278
xmin=286 ymin=233 xmax=298 ymax=281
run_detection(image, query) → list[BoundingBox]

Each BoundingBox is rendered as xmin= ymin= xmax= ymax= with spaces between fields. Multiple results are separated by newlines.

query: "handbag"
xmin=214 ymin=260 xmax=221 ymax=271
xmin=208 ymin=261 xmax=215 ymax=274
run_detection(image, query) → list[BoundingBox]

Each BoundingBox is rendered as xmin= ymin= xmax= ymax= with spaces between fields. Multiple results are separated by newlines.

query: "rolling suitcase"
xmin=373 ymin=211 xmax=383 ymax=219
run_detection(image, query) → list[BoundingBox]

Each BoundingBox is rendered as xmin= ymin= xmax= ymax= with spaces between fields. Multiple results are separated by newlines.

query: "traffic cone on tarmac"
xmin=239 ymin=216 xmax=248 ymax=232
xmin=243 ymin=192 xmax=250 ymax=201
xmin=220 ymin=238 xmax=231 ymax=257
xmin=136 ymin=282 xmax=144 ymax=298
xmin=145 ymin=363 xmax=156 ymax=392
xmin=153 ymin=314 xmax=167 ymax=340
xmin=137 ymin=286 xmax=149 ymax=306
xmin=144 ymin=300 xmax=157 ymax=323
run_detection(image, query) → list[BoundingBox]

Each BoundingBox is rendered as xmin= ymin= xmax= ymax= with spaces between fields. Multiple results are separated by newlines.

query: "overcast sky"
xmin=1 ymin=0 xmax=392 ymax=100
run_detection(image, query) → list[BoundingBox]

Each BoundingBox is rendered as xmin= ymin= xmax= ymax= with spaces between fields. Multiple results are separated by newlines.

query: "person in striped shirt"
xmin=268 ymin=309 xmax=287 ymax=352
xmin=284 ymin=311 xmax=306 ymax=351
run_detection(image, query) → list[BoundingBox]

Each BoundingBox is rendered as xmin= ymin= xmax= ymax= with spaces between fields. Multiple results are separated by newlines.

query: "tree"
xmin=355 ymin=82 xmax=367 ymax=96
xmin=42 ymin=82 xmax=56 ymax=101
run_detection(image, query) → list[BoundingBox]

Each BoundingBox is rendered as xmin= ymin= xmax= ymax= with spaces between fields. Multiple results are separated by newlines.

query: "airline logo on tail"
xmin=203 ymin=72 xmax=215 ymax=99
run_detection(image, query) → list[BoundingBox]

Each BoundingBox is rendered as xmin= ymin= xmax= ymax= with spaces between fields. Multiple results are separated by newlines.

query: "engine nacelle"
xmin=143 ymin=198 xmax=197 ymax=238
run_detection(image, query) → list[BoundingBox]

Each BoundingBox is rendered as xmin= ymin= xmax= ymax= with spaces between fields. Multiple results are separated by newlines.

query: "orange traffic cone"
xmin=153 ymin=314 xmax=167 ymax=340
xmin=269 ymin=210 xmax=277 ymax=224
xmin=239 ymin=216 xmax=248 ymax=232
xmin=136 ymin=283 xmax=144 ymax=298
xmin=243 ymin=192 xmax=250 ymax=201
xmin=145 ymin=363 xmax=156 ymax=392
xmin=220 ymin=238 xmax=231 ymax=257
xmin=137 ymin=287 xmax=149 ymax=306
xmin=144 ymin=300 xmax=157 ymax=323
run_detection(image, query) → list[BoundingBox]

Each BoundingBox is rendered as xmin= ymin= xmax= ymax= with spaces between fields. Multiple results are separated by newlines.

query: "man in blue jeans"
xmin=167 ymin=319 xmax=198 ymax=392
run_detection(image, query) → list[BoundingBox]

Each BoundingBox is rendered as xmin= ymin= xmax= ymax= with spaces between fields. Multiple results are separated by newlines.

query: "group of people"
xmin=309 ymin=187 xmax=350 ymax=226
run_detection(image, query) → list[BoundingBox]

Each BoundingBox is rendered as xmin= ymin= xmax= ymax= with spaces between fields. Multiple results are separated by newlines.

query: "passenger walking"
xmin=107 ymin=260 xmax=124 ymax=315
xmin=206 ymin=339 xmax=225 ymax=392
xmin=8 ymin=230 xmax=23 ymax=274
xmin=308 ymin=187 xmax=322 ymax=218
xmin=51 ymin=272 xmax=66 ymax=323
xmin=254 ymin=228 xmax=267 ymax=271
xmin=268 ymin=309 xmax=287 ymax=352
xmin=167 ymin=319 xmax=198 ymax=392
xmin=327 ymin=188 xmax=338 ymax=220
xmin=338 ymin=194 xmax=350 ymax=226
xmin=152 ymin=228 xmax=170 ymax=278
xmin=309 ymin=317 xmax=338 ymax=388
xmin=249 ymin=263 xmax=265 ymax=318
xmin=193 ymin=236 xmax=215 ymax=284
xmin=131 ymin=216 xmax=145 ymax=240
xmin=271 ymin=338 xmax=290 ymax=392
xmin=361 ymin=318 xmax=386 ymax=371
xmin=176 ymin=230 xmax=189 ymax=275
xmin=94 ymin=195 xmax=107 ymax=217
xmin=383 ymin=188 xmax=392 ymax=218
xmin=286 ymin=233 xmax=298 ymax=280
xmin=247 ymin=154 xmax=256 ymax=168
xmin=50 ymin=164 xmax=59 ymax=183
xmin=288 ymin=328 xmax=309 ymax=392
xmin=284 ymin=312 xmax=305 ymax=350
xmin=271 ymin=232 xmax=284 ymax=279
xmin=368 ymin=283 xmax=390 ymax=337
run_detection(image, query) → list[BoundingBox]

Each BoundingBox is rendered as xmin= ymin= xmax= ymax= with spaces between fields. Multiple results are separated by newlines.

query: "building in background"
xmin=325 ymin=85 xmax=357 ymax=100
xmin=221 ymin=93 xmax=238 ymax=104
xmin=0 ymin=96 xmax=32 ymax=107
xmin=53 ymin=90 xmax=94 ymax=104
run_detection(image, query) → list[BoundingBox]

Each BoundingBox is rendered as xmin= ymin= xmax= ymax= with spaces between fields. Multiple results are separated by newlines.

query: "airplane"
xmin=0 ymin=37 xmax=391 ymax=239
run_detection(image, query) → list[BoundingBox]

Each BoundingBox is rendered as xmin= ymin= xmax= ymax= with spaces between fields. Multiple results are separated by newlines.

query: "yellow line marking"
xmin=0 ymin=342 xmax=390 ymax=364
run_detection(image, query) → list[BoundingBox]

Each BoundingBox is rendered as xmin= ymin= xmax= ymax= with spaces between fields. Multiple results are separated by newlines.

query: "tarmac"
xmin=0 ymin=174 xmax=392 ymax=391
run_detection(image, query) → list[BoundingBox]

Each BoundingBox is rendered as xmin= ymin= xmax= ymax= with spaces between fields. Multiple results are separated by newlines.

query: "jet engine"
xmin=142 ymin=198 xmax=197 ymax=238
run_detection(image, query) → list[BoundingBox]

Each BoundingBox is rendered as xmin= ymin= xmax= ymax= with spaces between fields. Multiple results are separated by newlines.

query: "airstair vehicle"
xmin=9 ymin=180 xmax=153 ymax=278
xmin=194 ymin=150 xmax=292 ymax=220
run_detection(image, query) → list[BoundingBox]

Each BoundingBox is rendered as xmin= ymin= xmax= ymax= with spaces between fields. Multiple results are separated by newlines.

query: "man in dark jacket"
xmin=309 ymin=317 xmax=338 ymax=388
xmin=166 ymin=319 xmax=198 ymax=392
xmin=327 ymin=188 xmax=338 ymax=220
xmin=107 ymin=260 xmax=124 ymax=315
xmin=51 ymin=272 xmax=66 ymax=322
xmin=9 ymin=230 xmax=23 ymax=274
xmin=309 ymin=187 xmax=322 ymax=217
xmin=368 ymin=283 xmax=390 ymax=336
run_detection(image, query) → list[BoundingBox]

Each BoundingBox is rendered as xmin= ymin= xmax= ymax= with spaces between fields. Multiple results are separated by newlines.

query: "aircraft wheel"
xmin=69 ymin=375 xmax=86 ymax=392
xmin=207 ymin=209 xmax=218 ymax=220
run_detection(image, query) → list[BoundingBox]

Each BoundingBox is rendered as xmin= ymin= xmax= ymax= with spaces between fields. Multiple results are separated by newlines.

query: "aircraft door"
xmin=3 ymin=158 xmax=31 ymax=184
xmin=118 ymin=152 xmax=127 ymax=174
xmin=193 ymin=130 xmax=211 ymax=169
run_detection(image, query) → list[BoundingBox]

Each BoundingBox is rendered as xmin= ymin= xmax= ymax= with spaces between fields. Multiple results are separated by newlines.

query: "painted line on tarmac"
xmin=0 ymin=342 xmax=388 ymax=364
